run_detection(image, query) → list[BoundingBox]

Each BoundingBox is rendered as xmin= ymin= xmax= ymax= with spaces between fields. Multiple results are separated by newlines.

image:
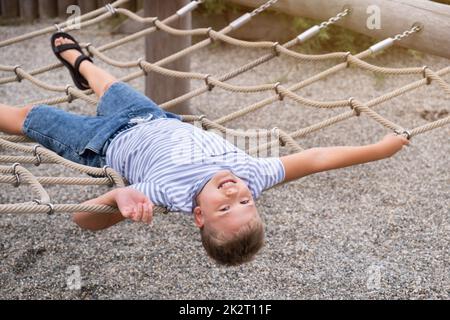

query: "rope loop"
xmin=274 ymin=82 xmax=284 ymax=101
xmin=102 ymin=165 xmax=115 ymax=187
xmin=33 ymin=199 xmax=55 ymax=215
xmin=394 ymin=129 xmax=411 ymax=140
xmin=13 ymin=65 xmax=23 ymax=82
xmin=12 ymin=163 xmax=21 ymax=188
xmin=105 ymin=3 xmax=117 ymax=16
xmin=65 ymin=85 xmax=74 ymax=103
xmin=272 ymin=42 xmax=280 ymax=56
xmin=84 ymin=43 xmax=93 ymax=57
xmin=422 ymin=66 xmax=432 ymax=85
xmin=32 ymin=145 xmax=42 ymax=167
xmin=344 ymin=52 xmax=351 ymax=68
xmin=54 ymin=23 xmax=63 ymax=32
xmin=198 ymin=115 xmax=207 ymax=130
xmin=206 ymin=27 xmax=214 ymax=42
xmin=152 ymin=18 xmax=161 ymax=30
xmin=204 ymin=75 xmax=215 ymax=91
xmin=137 ymin=57 xmax=148 ymax=76
xmin=274 ymin=127 xmax=286 ymax=147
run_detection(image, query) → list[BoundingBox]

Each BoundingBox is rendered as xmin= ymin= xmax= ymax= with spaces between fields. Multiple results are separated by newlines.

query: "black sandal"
xmin=51 ymin=32 xmax=93 ymax=90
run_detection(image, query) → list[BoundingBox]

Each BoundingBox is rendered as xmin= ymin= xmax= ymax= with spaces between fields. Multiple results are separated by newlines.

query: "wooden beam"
xmin=20 ymin=0 xmax=38 ymax=21
xmin=1 ymin=0 xmax=19 ymax=18
xmin=38 ymin=0 xmax=58 ymax=18
xmin=227 ymin=0 xmax=450 ymax=59
xmin=57 ymin=0 xmax=77 ymax=18
xmin=144 ymin=0 xmax=192 ymax=115
xmin=77 ymin=0 xmax=98 ymax=14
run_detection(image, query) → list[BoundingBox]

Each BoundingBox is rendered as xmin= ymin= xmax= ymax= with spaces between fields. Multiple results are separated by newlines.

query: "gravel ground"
xmin=0 ymin=21 xmax=449 ymax=300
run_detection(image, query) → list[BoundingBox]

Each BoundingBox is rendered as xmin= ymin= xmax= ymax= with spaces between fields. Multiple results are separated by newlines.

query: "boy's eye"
xmin=220 ymin=206 xmax=230 ymax=212
xmin=240 ymin=200 xmax=250 ymax=205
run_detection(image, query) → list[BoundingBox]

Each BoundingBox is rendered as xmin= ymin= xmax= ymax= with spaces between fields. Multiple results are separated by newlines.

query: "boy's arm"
xmin=73 ymin=187 xmax=154 ymax=231
xmin=280 ymin=133 xmax=409 ymax=182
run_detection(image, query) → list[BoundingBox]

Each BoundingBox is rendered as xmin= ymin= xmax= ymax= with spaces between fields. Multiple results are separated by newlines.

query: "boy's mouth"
xmin=218 ymin=179 xmax=236 ymax=189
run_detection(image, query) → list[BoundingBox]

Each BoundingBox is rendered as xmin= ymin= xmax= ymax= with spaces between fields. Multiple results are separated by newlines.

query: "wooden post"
xmin=20 ymin=0 xmax=38 ymax=21
xmin=1 ymin=0 xmax=19 ymax=18
xmin=227 ymin=0 xmax=450 ymax=59
xmin=58 ymin=0 xmax=77 ymax=18
xmin=122 ymin=0 xmax=137 ymax=12
xmin=96 ymin=0 xmax=109 ymax=9
xmin=77 ymin=0 xmax=98 ymax=14
xmin=136 ymin=0 xmax=143 ymax=11
xmin=144 ymin=0 xmax=192 ymax=115
xmin=39 ymin=0 xmax=58 ymax=18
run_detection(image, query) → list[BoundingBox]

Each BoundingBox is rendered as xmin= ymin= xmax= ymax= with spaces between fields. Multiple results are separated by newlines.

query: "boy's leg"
xmin=0 ymin=103 xmax=33 ymax=135
xmin=54 ymin=37 xmax=117 ymax=98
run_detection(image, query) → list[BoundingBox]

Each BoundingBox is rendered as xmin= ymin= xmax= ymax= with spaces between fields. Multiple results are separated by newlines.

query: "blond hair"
xmin=200 ymin=215 xmax=265 ymax=266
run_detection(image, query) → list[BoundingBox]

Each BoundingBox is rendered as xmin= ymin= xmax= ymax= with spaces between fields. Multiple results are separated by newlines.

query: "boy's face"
xmin=194 ymin=170 xmax=258 ymax=232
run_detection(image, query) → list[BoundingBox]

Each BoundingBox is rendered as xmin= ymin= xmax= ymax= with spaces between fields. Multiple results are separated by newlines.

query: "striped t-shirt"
xmin=106 ymin=118 xmax=285 ymax=213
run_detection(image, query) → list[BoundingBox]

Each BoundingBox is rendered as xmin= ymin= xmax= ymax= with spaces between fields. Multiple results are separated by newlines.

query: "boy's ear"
xmin=194 ymin=207 xmax=204 ymax=228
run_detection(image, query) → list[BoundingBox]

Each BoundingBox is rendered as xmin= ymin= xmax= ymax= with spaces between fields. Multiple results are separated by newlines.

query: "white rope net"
xmin=0 ymin=0 xmax=448 ymax=215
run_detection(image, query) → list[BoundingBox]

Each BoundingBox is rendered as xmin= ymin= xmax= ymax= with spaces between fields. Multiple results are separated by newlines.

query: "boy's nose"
xmin=224 ymin=186 xmax=238 ymax=196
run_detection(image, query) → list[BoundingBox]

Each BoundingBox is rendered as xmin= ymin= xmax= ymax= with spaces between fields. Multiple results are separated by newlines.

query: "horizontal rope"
xmin=0 ymin=175 xmax=117 ymax=186
xmin=0 ymin=138 xmax=127 ymax=187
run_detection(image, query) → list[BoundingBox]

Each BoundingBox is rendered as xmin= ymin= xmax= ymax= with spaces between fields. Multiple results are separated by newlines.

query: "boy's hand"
xmin=114 ymin=188 xmax=154 ymax=224
xmin=377 ymin=133 xmax=410 ymax=158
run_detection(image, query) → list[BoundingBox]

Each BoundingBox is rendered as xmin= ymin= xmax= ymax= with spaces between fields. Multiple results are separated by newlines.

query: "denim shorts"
xmin=22 ymin=82 xmax=181 ymax=168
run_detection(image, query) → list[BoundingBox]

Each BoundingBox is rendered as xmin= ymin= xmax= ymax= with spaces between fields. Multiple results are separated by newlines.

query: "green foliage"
xmin=372 ymin=72 xmax=386 ymax=89
xmin=201 ymin=0 xmax=240 ymax=15
xmin=199 ymin=2 xmax=430 ymax=60
xmin=290 ymin=15 xmax=374 ymax=54
xmin=407 ymin=49 xmax=425 ymax=60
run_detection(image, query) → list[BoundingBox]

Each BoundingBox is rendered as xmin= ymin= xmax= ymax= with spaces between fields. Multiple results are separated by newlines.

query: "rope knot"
xmin=105 ymin=3 xmax=117 ymax=16
xmin=54 ymin=23 xmax=63 ymax=32
xmin=198 ymin=115 xmax=208 ymax=130
xmin=11 ymin=163 xmax=21 ymax=188
xmin=274 ymin=82 xmax=284 ymax=101
xmin=422 ymin=66 xmax=432 ymax=85
xmin=13 ymin=65 xmax=23 ymax=83
xmin=137 ymin=58 xmax=148 ymax=76
xmin=272 ymin=127 xmax=286 ymax=147
xmin=65 ymin=85 xmax=74 ymax=103
xmin=394 ymin=129 xmax=411 ymax=140
xmin=348 ymin=97 xmax=361 ymax=116
xmin=344 ymin=52 xmax=351 ymax=68
xmin=102 ymin=166 xmax=115 ymax=187
xmin=32 ymin=145 xmax=42 ymax=167
xmin=272 ymin=42 xmax=280 ymax=57
xmin=152 ymin=18 xmax=161 ymax=30
xmin=204 ymin=75 xmax=215 ymax=91
xmin=84 ymin=43 xmax=93 ymax=57
xmin=33 ymin=199 xmax=55 ymax=215
xmin=206 ymin=27 xmax=215 ymax=42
